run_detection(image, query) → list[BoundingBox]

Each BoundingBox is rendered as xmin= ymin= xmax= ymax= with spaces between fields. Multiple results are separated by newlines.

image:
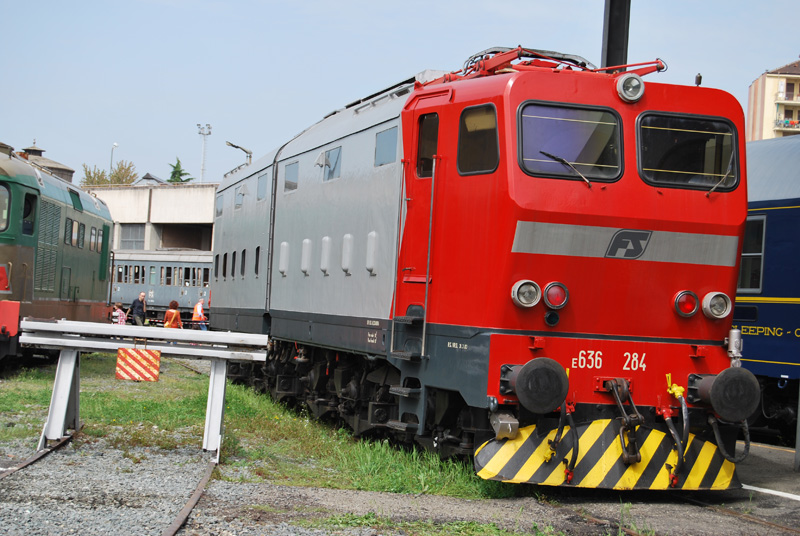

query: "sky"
xmin=2 ymin=0 xmax=797 ymax=185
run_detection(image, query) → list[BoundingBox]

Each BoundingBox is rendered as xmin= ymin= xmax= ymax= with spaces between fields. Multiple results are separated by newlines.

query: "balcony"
xmin=774 ymin=119 xmax=800 ymax=133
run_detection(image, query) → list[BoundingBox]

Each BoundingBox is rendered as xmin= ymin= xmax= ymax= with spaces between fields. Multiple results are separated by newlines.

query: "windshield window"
xmin=519 ymin=102 xmax=621 ymax=181
xmin=0 ymin=184 xmax=7 ymax=231
xmin=639 ymin=113 xmax=737 ymax=190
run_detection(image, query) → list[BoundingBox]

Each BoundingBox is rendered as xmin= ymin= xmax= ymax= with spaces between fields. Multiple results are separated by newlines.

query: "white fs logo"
xmin=605 ymin=230 xmax=652 ymax=259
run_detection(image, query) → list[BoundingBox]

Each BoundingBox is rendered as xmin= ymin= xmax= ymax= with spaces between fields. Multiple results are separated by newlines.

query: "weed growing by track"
xmin=0 ymin=353 xmax=528 ymax=501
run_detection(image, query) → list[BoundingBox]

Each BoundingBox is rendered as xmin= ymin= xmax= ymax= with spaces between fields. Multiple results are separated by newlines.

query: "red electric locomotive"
xmin=215 ymin=47 xmax=758 ymax=490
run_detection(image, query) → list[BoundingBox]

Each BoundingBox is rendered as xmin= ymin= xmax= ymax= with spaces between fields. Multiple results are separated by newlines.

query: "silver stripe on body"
xmin=511 ymin=221 xmax=739 ymax=267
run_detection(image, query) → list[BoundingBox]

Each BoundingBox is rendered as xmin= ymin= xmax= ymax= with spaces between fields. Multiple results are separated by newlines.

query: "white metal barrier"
xmin=19 ymin=319 xmax=269 ymax=463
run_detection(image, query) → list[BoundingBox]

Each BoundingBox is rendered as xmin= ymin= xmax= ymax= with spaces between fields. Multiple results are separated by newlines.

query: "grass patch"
xmin=0 ymin=353 xmax=534 ymax=502
xmin=304 ymin=512 xmax=551 ymax=536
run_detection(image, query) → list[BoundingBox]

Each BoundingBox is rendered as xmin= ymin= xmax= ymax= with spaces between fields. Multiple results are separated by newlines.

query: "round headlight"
xmin=702 ymin=292 xmax=732 ymax=319
xmin=616 ymin=73 xmax=645 ymax=103
xmin=511 ymin=280 xmax=541 ymax=308
xmin=674 ymin=291 xmax=699 ymax=317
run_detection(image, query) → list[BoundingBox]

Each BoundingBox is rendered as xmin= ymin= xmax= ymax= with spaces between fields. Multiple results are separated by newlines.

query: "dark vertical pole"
xmin=601 ymin=0 xmax=631 ymax=69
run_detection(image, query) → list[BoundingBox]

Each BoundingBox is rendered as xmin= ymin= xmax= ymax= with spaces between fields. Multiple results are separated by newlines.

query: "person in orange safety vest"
xmin=192 ymin=298 xmax=207 ymax=331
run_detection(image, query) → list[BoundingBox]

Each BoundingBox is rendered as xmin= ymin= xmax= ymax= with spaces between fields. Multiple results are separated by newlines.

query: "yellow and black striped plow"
xmin=474 ymin=419 xmax=740 ymax=490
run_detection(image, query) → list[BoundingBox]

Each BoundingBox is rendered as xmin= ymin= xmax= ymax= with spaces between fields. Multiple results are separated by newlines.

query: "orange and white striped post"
xmin=115 ymin=348 xmax=161 ymax=382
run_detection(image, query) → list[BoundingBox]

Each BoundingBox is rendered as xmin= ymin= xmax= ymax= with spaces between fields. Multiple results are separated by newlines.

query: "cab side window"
xmin=416 ymin=113 xmax=439 ymax=178
xmin=22 ymin=194 xmax=36 ymax=235
xmin=457 ymin=104 xmax=499 ymax=175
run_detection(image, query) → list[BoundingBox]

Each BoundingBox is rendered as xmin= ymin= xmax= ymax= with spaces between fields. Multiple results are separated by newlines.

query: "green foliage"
xmin=306 ymin=512 xmax=539 ymax=536
xmin=168 ymin=157 xmax=194 ymax=183
xmin=1 ymin=353 xmax=528 ymax=502
xmin=80 ymin=160 xmax=138 ymax=186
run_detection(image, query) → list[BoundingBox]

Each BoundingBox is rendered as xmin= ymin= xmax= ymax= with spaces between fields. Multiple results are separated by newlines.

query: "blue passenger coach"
xmin=735 ymin=135 xmax=800 ymax=439
xmin=111 ymin=249 xmax=211 ymax=323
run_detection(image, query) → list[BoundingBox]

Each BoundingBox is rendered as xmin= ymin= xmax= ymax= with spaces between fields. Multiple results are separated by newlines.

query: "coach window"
xmin=458 ymin=104 xmax=499 ymax=175
xmin=241 ymin=249 xmax=246 ymax=277
xmin=257 ymin=172 xmax=269 ymax=201
xmin=323 ymin=147 xmax=342 ymax=181
xmin=202 ymin=268 xmax=210 ymax=287
xmin=284 ymin=162 xmax=299 ymax=192
xmin=78 ymin=223 xmax=85 ymax=248
xmin=215 ymin=194 xmax=224 ymax=218
xmin=165 ymin=267 xmax=172 ymax=286
xmin=254 ymin=246 xmax=260 ymax=277
xmin=417 ymin=113 xmax=439 ymax=178
xmin=639 ymin=113 xmax=737 ymax=191
xmin=71 ymin=220 xmax=80 ymax=247
xmin=222 ymin=253 xmax=228 ymax=279
xmin=375 ymin=126 xmax=398 ymax=166
xmin=738 ymin=216 xmax=766 ymax=293
xmin=214 ymin=254 xmax=219 ymax=280
xmin=234 ymin=185 xmax=246 ymax=209
xmin=231 ymin=251 xmax=237 ymax=278
xmin=116 ymin=266 xmax=123 ymax=283
xmin=184 ymin=267 xmax=192 ymax=286
xmin=90 ymin=227 xmax=97 ymax=251
xmin=519 ymin=102 xmax=621 ymax=182
xmin=149 ymin=266 xmax=157 ymax=285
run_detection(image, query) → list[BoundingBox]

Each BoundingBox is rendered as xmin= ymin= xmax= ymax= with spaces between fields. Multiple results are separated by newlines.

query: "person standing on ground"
xmin=112 ymin=303 xmax=127 ymax=325
xmin=127 ymin=292 xmax=147 ymax=326
xmin=163 ymin=300 xmax=183 ymax=329
xmin=192 ymin=297 xmax=207 ymax=331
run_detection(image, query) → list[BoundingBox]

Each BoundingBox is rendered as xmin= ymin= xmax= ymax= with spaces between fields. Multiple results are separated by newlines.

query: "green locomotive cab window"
xmin=22 ymin=193 xmax=36 ymax=236
xmin=0 ymin=184 xmax=8 ymax=231
xmin=639 ymin=113 xmax=738 ymax=191
xmin=519 ymin=102 xmax=621 ymax=182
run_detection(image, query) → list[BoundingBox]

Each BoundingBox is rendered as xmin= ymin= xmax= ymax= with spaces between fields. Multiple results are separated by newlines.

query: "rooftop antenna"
xmin=197 ymin=123 xmax=212 ymax=181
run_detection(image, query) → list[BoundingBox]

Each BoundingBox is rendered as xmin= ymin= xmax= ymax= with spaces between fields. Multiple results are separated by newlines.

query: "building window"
xmin=375 ymin=127 xmax=398 ymax=166
xmin=738 ymin=216 xmax=765 ymax=292
xmin=285 ymin=162 xmax=299 ymax=192
xmin=120 ymin=223 xmax=145 ymax=250
xmin=457 ymin=104 xmax=499 ymax=175
xmin=323 ymin=147 xmax=342 ymax=181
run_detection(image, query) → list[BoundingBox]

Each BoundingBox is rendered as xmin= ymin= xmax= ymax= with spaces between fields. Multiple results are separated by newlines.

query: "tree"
xmin=80 ymin=160 xmax=138 ymax=187
xmin=80 ymin=164 xmax=108 ymax=187
xmin=110 ymin=160 xmax=138 ymax=185
xmin=168 ymin=157 xmax=194 ymax=183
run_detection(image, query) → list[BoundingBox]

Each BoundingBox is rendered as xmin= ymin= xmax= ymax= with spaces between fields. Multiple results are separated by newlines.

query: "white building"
xmin=747 ymin=58 xmax=800 ymax=142
xmin=86 ymin=175 xmax=217 ymax=252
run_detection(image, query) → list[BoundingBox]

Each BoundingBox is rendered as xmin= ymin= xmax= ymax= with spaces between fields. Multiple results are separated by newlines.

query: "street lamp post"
xmin=110 ymin=142 xmax=118 ymax=178
xmin=197 ymin=124 xmax=212 ymax=182
xmin=226 ymin=141 xmax=252 ymax=165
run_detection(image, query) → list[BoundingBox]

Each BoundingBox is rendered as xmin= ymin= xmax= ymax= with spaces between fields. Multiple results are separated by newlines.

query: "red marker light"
xmin=544 ymin=283 xmax=568 ymax=310
xmin=675 ymin=291 xmax=698 ymax=317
